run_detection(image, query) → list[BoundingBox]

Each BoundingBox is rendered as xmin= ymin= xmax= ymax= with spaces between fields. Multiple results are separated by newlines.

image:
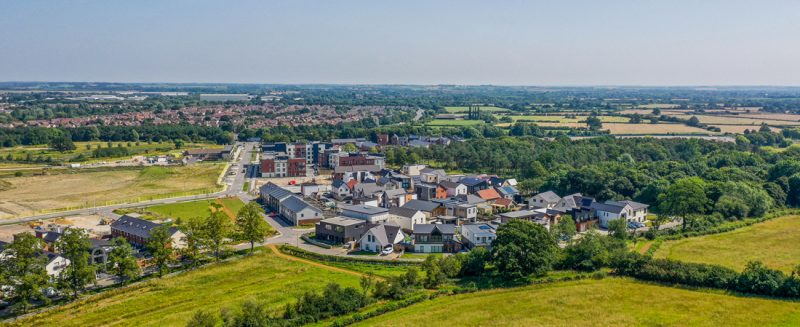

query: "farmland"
xmin=13 ymin=250 xmax=362 ymax=327
xmin=353 ymin=278 xmax=800 ymax=326
xmin=654 ymin=215 xmax=800 ymax=273
xmin=0 ymin=141 xmax=219 ymax=164
xmin=505 ymin=115 xmax=630 ymax=123
xmin=426 ymin=119 xmax=485 ymax=126
xmin=444 ymin=106 xmax=510 ymax=113
xmin=0 ymin=164 xmax=224 ymax=219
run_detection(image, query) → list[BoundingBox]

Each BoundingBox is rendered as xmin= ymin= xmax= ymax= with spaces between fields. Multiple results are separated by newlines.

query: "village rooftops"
xmin=341 ymin=204 xmax=389 ymax=215
xmin=319 ymin=216 xmax=364 ymax=227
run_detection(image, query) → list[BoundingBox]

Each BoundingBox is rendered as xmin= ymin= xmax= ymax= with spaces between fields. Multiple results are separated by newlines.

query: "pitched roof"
xmin=402 ymin=200 xmax=440 ymax=212
xmin=607 ymin=200 xmax=650 ymax=210
xmin=494 ymin=198 xmax=514 ymax=207
xmin=383 ymin=188 xmax=407 ymax=197
xmin=346 ymin=179 xmax=359 ymax=190
xmin=459 ymin=177 xmax=485 ymax=187
xmin=412 ymin=223 xmax=456 ymax=235
xmin=457 ymin=194 xmax=486 ymax=204
xmin=332 ymin=180 xmax=346 ymax=189
xmin=534 ymin=191 xmax=561 ymax=203
xmin=591 ymin=202 xmax=626 ymax=214
xmin=282 ymin=195 xmax=320 ymax=213
xmin=111 ymin=215 xmax=178 ymax=240
xmin=496 ymin=186 xmax=519 ymax=196
xmin=363 ymin=224 xmax=403 ymax=245
xmin=439 ymin=180 xmax=462 ymax=189
xmin=389 ymin=206 xmax=421 ymax=218
xmin=477 ymin=188 xmax=501 ymax=200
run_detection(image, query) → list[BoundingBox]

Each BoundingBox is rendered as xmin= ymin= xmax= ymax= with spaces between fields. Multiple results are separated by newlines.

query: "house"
xmin=499 ymin=209 xmax=560 ymax=229
xmin=341 ymin=204 xmax=390 ymax=223
xmin=495 ymin=186 xmax=520 ymax=201
xmin=461 ymin=223 xmax=496 ymax=249
xmin=332 ymin=180 xmax=351 ymax=200
xmin=492 ymin=198 xmax=516 ymax=211
xmin=111 ymin=214 xmax=186 ymax=249
xmin=402 ymin=200 xmax=441 ymax=219
xmin=402 ymin=164 xmax=427 ymax=176
xmin=259 ymin=182 xmax=295 ymax=211
xmin=414 ymin=183 xmax=444 ymax=201
xmin=352 ymin=182 xmax=384 ymax=200
xmin=300 ymin=182 xmax=328 ymax=198
xmin=386 ymin=207 xmax=427 ymax=232
xmin=420 ymin=168 xmax=447 ymax=184
xmin=45 ymin=252 xmax=70 ymax=278
xmin=439 ymin=180 xmax=467 ymax=197
xmin=90 ymin=239 xmax=113 ymax=266
xmin=280 ymin=195 xmax=324 ymax=225
xmin=454 ymin=203 xmax=478 ymax=222
xmin=555 ymin=193 xmax=598 ymax=232
xmin=382 ymin=188 xmax=412 ymax=208
xmin=593 ymin=200 xmax=650 ymax=228
xmin=529 ymin=191 xmax=561 ymax=209
xmin=459 ymin=177 xmax=489 ymax=194
xmin=476 ymin=188 xmax=501 ymax=203
xmin=359 ymin=224 xmax=406 ymax=252
xmin=315 ymin=217 xmax=369 ymax=244
xmin=412 ymin=224 xmax=460 ymax=253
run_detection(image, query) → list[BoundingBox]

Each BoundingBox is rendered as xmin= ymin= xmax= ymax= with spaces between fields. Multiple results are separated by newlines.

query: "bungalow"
xmin=439 ymin=180 xmax=467 ymax=197
xmin=341 ymin=204 xmax=390 ymax=223
xmin=528 ymin=191 xmax=561 ymax=209
xmin=280 ymin=195 xmax=324 ymax=226
xmin=460 ymin=223 xmax=496 ymax=249
xmin=386 ymin=207 xmax=427 ymax=232
xmin=359 ymin=224 xmax=405 ymax=252
xmin=315 ymin=217 xmax=369 ymax=244
xmin=412 ymin=224 xmax=460 ymax=253
xmin=111 ymin=214 xmax=186 ymax=249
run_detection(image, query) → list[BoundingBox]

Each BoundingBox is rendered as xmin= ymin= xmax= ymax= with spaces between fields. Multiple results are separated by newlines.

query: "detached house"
xmin=280 ymin=195 xmax=324 ymax=225
xmin=341 ymin=204 xmax=390 ymax=223
xmin=412 ymin=224 xmax=460 ymax=253
xmin=111 ymin=214 xmax=186 ymax=249
xmin=461 ymin=223 xmax=496 ymax=249
xmin=315 ymin=217 xmax=369 ymax=244
xmin=459 ymin=177 xmax=489 ymax=194
xmin=386 ymin=207 xmax=427 ymax=232
xmin=332 ymin=180 xmax=351 ymax=200
xmin=529 ymin=191 xmax=561 ymax=209
xmin=593 ymin=200 xmax=649 ymax=228
xmin=359 ymin=224 xmax=405 ymax=252
xmin=439 ymin=180 xmax=467 ymax=197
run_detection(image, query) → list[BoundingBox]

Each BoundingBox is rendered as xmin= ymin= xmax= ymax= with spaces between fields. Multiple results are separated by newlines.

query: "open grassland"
xmin=0 ymin=141 xmax=218 ymax=164
xmin=141 ymin=197 xmax=245 ymax=222
xmin=426 ymin=119 xmax=485 ymax=126
xmin=505 ymin=115 xmax=630 ymax=123
xmin=654 ymin=215 xmax=800 ymax=273
xmin=354 ymin=278 xmax=800 ymax=327
xmin=635 ymin=103 xmax=682 ymax=109
xmin=0 ymin=164 xmax=224 ymax=219
xmin=13 ymin=250 xmax=361 ymax=327
xmin=664 ymin=113 xmax=800 ymax=126
xmin=712 ymin=124 xmax=783 ymax=134
xmin=444 ymin=106 xmax=510 ymax=113
xmin=602 ymin=123 xmax=712 ymax=135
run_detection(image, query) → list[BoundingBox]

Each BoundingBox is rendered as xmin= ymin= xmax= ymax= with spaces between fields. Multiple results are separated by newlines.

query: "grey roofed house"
xmin=459 ymin=177 xmax=485 ymax=187
xmin=383 ymin=188 xmax=407 ymax=197
xmin=456 ymin=194 xmax=486 ymax=205
xmin=42 ymin=231 xmax=62 ymax=244
xmin=364 ymin=224 xmax=403 ymax=245
xmin=439 ymin=180 xmax=462 ymax=189
xmin=606 ymin=200 xmax=650 ymax=210
xmin=332 ymin=180 xmax=346 ymax=189
xmin=321 ymin=216 xmax=365 ymax=227
xmin=413 ymin=223 xmax=456 ymax=235
xmin=341 ymin=204 xmax=389 ymax=215
xmin=590 ymin=202 xmax=627 ymax=214
xmin=402 ymin=199 xmax=440 ymax=213
xmin=496 ymin=186 xmax=519 ymax=196
xmin=535 ymin=190 xmax=561 ymax=203
xmin=353 ymin=182 xmax=384 ymax=197
xmin=111 ymin=214 xmax=179 ymax=240
xmin=281 ymin=195 xmax=319 ymax=214
xmin=334 ymin=165 xmax=382 ymax=173
xmin=389 ymin=206 xmax=421 ymax=218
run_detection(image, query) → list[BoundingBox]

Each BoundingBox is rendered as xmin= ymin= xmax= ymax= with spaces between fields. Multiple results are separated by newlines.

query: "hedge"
xmin=279 ymin=245 xmax=422 ymax=266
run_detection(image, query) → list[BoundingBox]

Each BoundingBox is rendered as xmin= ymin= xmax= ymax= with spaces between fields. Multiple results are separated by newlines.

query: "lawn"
xmin=142 ymin=197 xmax=246 ymax=222
xmin=0 ymin=141 xmax=219 ymax=164
xmin=425 ymin=119 xmax=485 ymax=126
xmin=14 ymin=250 xmax=362 ymax=327
xmin=353 ymin=278 xmax=800 ymax=326
xmin=0 ymin=164 xmax=225 ymax=219
xmin=444 ymin=106 xmax=510 ymax=113
xmin=654 ymin=215 xmax=800 ymax=273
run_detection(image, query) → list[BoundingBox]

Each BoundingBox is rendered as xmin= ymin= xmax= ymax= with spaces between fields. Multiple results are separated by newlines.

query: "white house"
xmin=386 ymin=207 xmax=427 ymax=232
xmin=593 ymin=200 xmax=649 ymax=228
xmin=460 ymin=223 xmax=496 ymax=249
xmin=341 ymin=204 xmax=390 ymax=223
xmin=331 ymin=180 xmax=351 ymax=200
xmin=280 ymin=195 xmax=324 ymax=225
xmin=45 ymin=252 xmax=70 ymax=278
xmin=359 ymin=224 xmax=405 ymax=252
xmin=528 ymin=191 xmax=561 ymax=209
xmin=439 ymin=180 xmax=467 ymax=197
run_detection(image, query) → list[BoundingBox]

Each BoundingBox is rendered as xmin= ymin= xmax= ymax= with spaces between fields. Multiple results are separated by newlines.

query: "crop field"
xmin=444 ymin=106 xmax=510 ymax=113
xmin=353 ymin=278 xmax=800 ymax=326
xmin=664 ymin=113 xmax=800 ymax=126
xmin=0 ymin=141 xmax=218 ymax=164
xmin=426 ymin=119 xmax=485 ymax=126
xmin=634 ymin=103 xmax=682 ymax=109
xmin=602 ymin=123 xmax=711 ymax=135
xmin=14 ymin=250 xmax=362 ymax=327
xmin=712 ymin=124 xmax=783 ymax=134
xmin=654 ymin=215 xmax=800 ymax=273
xmin=0 ymin=164 xmax=224 ymax=219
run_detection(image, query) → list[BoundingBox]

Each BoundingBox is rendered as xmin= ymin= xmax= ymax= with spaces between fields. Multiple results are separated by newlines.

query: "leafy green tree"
xmin=186 ymin=310 xmax=218 ymax=327
xmin=607 ymin=218 xmax=629 ymax=241
xmin=202 ymin=204 xmax=233 ymax=260
xmin=341 ymin=143 xmax=358 ymax=152
xmin=223 ymin=300 xmax=272 ymax=327
xmin=585 ymin=116 xmax=603 ymax=130
xmin=56 ymin=228 xmax=96 ymax=299
xmin=147 ymin=225 xmax=174 ymax=277
xmin=491 ymin=220 xmax=559 ymax=279
xmin=49 ymin=133 xmax=76 ymax=152
xmin=552 ymin=216 xmax=577 ymax=242
xmin=562 ymin=230 xmax=611 ymax=271
xmin=3 ymin=233 xmax=50 ymax=313
xmin=107 ymin=237 xmax=140 ymax=285
xmin=658 ymin=177 xmax=710 ymax=230
xmin=461 ymin=246 xmax=489 ymax=276
xmin=421 ymin=254 xmax=446 ymax=288
xmin=235 ymin=202 xmax=269 ymax=254
xmin=180 ymin=218 xmax=205 ymax=265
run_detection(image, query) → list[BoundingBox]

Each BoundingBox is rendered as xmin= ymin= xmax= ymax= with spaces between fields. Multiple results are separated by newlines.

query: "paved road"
xmin=413 ymin=108 xmax=424 ymax=121
xmin=1 ymin=141 xmax=260 ymax=226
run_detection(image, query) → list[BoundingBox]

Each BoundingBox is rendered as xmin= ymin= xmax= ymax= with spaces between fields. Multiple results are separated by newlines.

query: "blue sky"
xmin=1 ymin=0 xmax=798 ymax=85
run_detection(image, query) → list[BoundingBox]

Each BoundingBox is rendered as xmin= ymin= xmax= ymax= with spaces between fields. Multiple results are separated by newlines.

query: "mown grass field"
xmin=444 ymin=106 xmax=510 ymax=113
xmin=654 ymin=215 xmax=800 ymax=273
xmin=142 ymin=197 xmax=246 ymax=222
xmin=14 ymin=250 xmax=361 ymax=327
xmin=0 ymin=164 xmax=224 ymax=219
xmin=506 ymin=115 xmax=630 ymax=123
xmin=353 ymin=278 xmax=800 ymax=326
xmin=0 ymin=141 xmax=219 ymax=164
xmin=426 ymin=119 xmax=485 ymax=126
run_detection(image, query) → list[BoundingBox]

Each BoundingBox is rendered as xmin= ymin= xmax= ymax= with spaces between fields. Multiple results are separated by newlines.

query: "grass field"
xmin=664 ymin=113 xmax=800 ymax=126
xmin=426 ymin=119 xmax=485 ymax=126
xmin=0 ymin=141 xmax=218 ymax=164
xmin=14 ymin=250 xmax=361 ymax=327
xmin=602 ymin=123 xmax=712 ymax=135
xmin=654 ymin=215 xmax=800 ymax=273
xmin=712 ymin=124 xmax=783 ymax=134
xmin=506 ymin=115 xmax=630 ymax=123
xmin=353 ymin=278 xmax=800 ymax=326
xmin=444 ymin=106 xmax=510 ymax=113
xmin=142 ymin=197 xmax=245 ymax=222
xmin=0 ymin=164 xmax=224 ymax=219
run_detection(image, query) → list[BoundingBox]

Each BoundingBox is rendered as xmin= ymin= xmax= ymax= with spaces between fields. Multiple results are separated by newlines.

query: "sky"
xmin=1 ymin=0 xmax=799 ymax=86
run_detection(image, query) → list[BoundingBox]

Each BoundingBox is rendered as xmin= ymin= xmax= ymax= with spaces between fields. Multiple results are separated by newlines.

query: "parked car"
xmin=381 ymin=245 xmax=394 ymax=256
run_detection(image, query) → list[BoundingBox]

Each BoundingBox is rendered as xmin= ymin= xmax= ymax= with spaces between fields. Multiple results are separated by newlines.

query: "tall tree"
xmin=235 ymin=202 xmax=270 ymax=254
xmin=202 ymin=204 xmax=233 ymax=260
xmin=491 ymin=220 xmax=559 ymax=279
xmin=107 ymin=237 xmax=140 ymax=285
xmin=658 ymin=177 xmax=710 ymax=230
xmin=147 ymin=225 xmax=174 ymax=277
xmin=180 ymin=218 xmax=205 ymax=265
xmin=56 ymin=228 xmax=96 ymax=299
xmin=552 ymin=216 xmax=577 ymax=242
xmin=3 ymin=233 xmax=50 ymax=313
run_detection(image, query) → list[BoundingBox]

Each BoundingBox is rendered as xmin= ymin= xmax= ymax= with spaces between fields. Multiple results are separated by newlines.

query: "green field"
xmin=142 ymin=197 xmax=246 ymax=222
xmin=354 ymin=278 xmax=800 ymax=326
xmin=0 ymin=141 xmax=219 ymax=164
xmin=444 ymin=106 xmax=510 ymax=113
xmin=15 ymin=251 xmax=361 ymax=327
xmin=505 ymin=115 xmax=630 ymax=123
xmin=426 ymin=119 xmax=485 ymax=126
xmin=654 ymin=215 xmax=800 ymax=273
